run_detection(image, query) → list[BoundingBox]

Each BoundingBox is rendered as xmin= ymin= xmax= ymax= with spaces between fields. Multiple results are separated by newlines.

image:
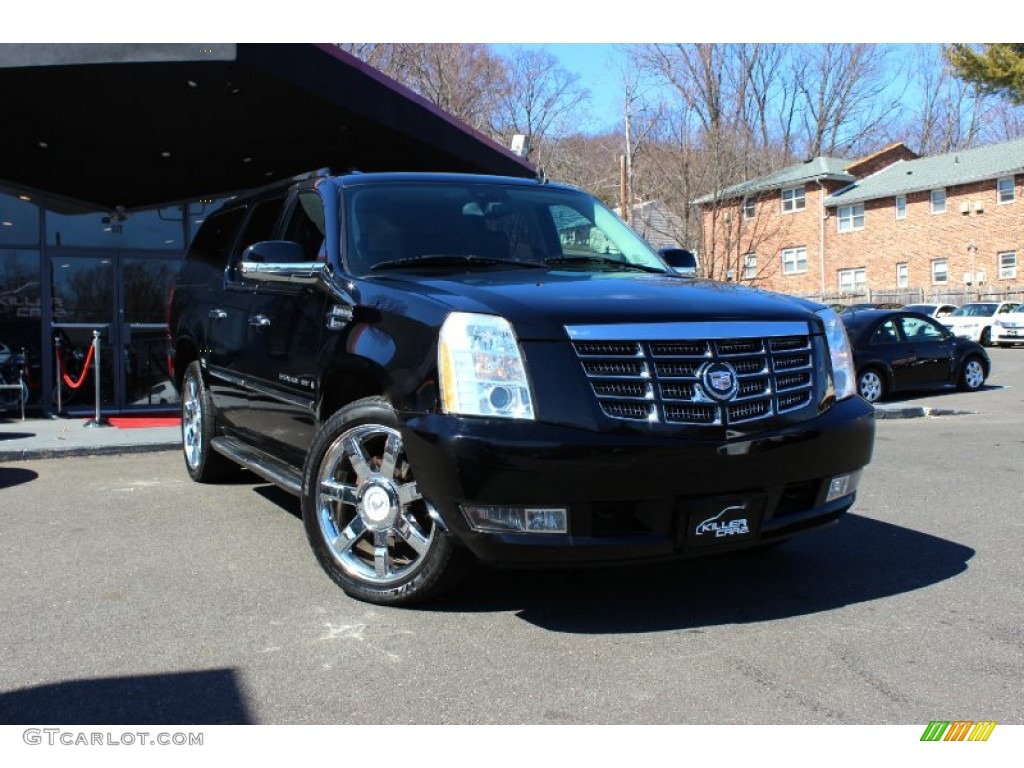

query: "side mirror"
xmin=241 ymin=241 xmax=325 ymax=286
xmin=658 ymin=247 xmax=698 ymax=276
xmin=242 ymin=240 xmax=308 ymax=264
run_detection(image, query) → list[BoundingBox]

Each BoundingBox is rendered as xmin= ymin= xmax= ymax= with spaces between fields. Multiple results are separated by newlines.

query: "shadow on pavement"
xmin=0 ymin=669 xmax=252 ymax=725
xmin=0 ymin=431 xmax=35 ymax=441
xmin=427 ymin=514 xmax=974 ymax=634
xmin=0 ymin=466 xmax=38 ymax=489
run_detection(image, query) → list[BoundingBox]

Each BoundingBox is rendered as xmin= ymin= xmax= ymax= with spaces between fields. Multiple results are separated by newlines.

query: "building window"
xmin=997 ymin=177 xmax=1015 ymax=204
xmin=781 ymin=247 xmax=807 ymax=275
xmin=895 ymin=195 xmax=907 ymax=219
xmin=931 ymin=258 xmax=948 ymax=284
xmin=896 ymin=263 xmax=909 ymax=288
xmin=837 ymin=204 xmax=865 ymax=232
xmin=838 ymin=268 xmax=866 ymax=293
xmin=743 ymin=197 xmax=756 ymax=219
xmin=743 ymin=253 xmax=757 ymax=279
xmin=999 ymin=251 xmax=1017 ymax=279
xmin=781 ymin=186 xmax=805 ymax=213
xmin=930 ymin=188 xmax=946 ymax=214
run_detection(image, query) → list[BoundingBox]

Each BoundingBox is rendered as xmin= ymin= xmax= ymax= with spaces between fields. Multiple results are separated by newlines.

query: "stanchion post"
xmin=83 ymin=329 xmax=110 ymax=428
xmin=54 ymin=333 xmax=63 ymax=415
xmin=19 ymin=346 xmax=25 ymax=422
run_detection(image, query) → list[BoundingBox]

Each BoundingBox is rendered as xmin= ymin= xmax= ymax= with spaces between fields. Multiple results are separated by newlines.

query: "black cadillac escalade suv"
xmin=168 ymin=169 xmax=875 ymax=605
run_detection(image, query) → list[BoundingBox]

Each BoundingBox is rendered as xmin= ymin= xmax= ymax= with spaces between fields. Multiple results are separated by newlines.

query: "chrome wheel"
xmin=858 ymin=370 xmax=884 ymax=403
xmin=314 ymin=423 xmax=436 ymax=586
xmin=182 ymin=371 xmax=202 ymax=470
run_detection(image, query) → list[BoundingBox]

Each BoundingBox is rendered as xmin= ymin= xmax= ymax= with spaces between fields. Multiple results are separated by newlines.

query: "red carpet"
xmin=107 ymin=416 xmax=181 ymax=429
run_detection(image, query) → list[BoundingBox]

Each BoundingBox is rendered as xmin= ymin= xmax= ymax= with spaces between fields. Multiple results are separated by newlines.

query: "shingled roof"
xmin=825 ymin=137 xmax=1024 ymax=206
xmin=693 ymin=157 xmax=853 ymax=205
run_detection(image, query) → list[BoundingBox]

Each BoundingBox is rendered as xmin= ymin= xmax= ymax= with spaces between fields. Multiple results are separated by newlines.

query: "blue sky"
xmin=492 ymin=43 xmax=625 ymax=134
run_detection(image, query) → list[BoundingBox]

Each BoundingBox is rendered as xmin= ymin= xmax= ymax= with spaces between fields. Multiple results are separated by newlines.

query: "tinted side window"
xmin=229 ymin=196 xmax=286 ymax=281
xmin=870 ymin=320 xmax=899 ymax=345
xmin=187 ymin=207 xmax=246 ymax=269
xmin=283 ymin=191 xmax=327 ymax=261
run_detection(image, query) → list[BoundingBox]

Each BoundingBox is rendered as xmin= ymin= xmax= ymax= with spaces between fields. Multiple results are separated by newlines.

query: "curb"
xmin=0 ymin=442 xmax=179 ymax=463
xmin=873 ymin=406 xmax=973 ymax=419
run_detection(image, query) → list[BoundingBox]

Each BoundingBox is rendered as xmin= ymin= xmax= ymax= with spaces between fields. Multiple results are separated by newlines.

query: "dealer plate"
xmin=678 ymin=494 xmax=765 ymax=549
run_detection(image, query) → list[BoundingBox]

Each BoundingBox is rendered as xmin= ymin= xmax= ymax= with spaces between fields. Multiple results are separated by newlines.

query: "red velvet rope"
xmin=56 ymin=342 xmax=96 ymax=390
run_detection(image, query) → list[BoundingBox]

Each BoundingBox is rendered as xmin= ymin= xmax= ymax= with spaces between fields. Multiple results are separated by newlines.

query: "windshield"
xmin=951 ymin=303 xmax=997 ymax=317
xmin=342 ymin=181 xmax=667 ymax=276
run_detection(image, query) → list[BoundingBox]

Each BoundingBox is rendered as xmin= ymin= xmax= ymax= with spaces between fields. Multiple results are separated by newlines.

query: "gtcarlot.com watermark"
xmin=23 ymin=729 xmax=203 ymax=747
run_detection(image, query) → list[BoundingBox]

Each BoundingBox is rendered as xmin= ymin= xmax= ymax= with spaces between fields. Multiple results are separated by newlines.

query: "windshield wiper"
xmin=544 ymin=255 xmax=667 ymax=274
xmin=371 ymin=254 xmax=546 ymax=271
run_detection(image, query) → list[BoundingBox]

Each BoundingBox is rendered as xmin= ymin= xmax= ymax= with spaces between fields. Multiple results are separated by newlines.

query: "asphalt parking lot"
xmin=0 ymin=349 xmax=1022 ymax=726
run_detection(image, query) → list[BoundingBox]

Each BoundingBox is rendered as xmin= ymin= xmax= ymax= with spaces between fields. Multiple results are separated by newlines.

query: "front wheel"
xmin=957 ymin=357 xmax=987 ymax=392
xmin=301 ymin=398 xmax=469 ymax=606
xmin=857 ymin=368 xmax=886 ymax=403
xmin=980 ymin=328 xmax=992 ymax=346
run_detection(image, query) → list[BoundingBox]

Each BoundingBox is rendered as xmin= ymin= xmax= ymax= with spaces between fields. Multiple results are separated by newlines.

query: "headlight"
xmin=438 ymin=312 xmax=535 ymax=420
xmin=816 ymin=307 xmax=856 ymax=400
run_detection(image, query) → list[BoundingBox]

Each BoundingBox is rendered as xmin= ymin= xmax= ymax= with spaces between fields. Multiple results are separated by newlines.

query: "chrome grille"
xmin=569 ymin=324 xmax=815 ymax=427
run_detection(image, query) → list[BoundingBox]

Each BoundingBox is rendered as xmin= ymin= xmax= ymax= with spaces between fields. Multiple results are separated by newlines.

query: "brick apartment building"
xmin=695 ymin=137 xmax=1024 ymax=304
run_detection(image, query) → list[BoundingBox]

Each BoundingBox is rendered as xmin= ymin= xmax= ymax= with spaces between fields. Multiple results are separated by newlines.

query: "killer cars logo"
xmin=695 ymin=505 xmax=750 ymax=538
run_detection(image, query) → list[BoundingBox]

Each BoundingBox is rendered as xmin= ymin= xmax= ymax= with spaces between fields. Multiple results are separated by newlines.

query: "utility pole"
xmin=619 ymin=155 xmax=629 ymax=224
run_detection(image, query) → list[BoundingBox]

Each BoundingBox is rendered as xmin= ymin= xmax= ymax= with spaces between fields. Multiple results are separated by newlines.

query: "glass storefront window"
xmin=0 ymin=188 xmax=41 ymax=246
xmin=0 ymin=249 xmax=43 ymax=411
xmin=52 ymin=256 xmax=114 ymax=323
xmin=46 ymin=202 xmax=185 ymax=249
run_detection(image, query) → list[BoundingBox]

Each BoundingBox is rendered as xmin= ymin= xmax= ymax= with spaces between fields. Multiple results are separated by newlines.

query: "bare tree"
xmin=791 ymin=44 xmax=899 ymax=158
xmin=336 ymin=43 xmax=507 ymax=137
xmin=491 ymin=46 xmax=590 ymax=167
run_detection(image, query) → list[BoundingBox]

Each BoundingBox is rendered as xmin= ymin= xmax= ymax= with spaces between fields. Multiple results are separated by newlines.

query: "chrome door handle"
xmin=249 ymin=314 xmax=271 ymax=328
xmin=209 ymin=309 xmax=227 ymax=320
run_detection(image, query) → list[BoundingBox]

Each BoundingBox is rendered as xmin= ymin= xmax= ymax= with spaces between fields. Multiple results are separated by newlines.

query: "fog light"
xmin=462 ymin=505 xmax=568 ymax=534
xmin=826 ymin=470 xmax=862 ymax=502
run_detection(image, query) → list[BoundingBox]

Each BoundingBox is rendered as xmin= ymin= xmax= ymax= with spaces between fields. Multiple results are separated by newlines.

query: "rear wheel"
xmin=301 ymin=398 xmax=469 ymax=606
xmin=181 ymin=361 xmax=238 ymax=482
xmin=957 ymin=356 xmax=987 ymax=392
xmin=857 ymin=368 xmax=886 ymax=403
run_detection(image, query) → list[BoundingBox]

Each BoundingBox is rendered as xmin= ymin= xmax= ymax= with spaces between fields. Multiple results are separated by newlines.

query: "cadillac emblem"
xmin=699 ymin=361 xmax=739 ymax=401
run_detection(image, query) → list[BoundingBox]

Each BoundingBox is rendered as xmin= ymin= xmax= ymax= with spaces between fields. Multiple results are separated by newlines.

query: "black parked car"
xmin=840 ymin=309 xmax=990 ymax=403
xmin=169 ymin=169 xmax=875 ymax=605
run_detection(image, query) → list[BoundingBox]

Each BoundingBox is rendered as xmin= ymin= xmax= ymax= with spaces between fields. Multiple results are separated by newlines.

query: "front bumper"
xmin=993 ymin=325 xmax=1024 ymax=343
xmin=400 ymin=396 xmax=876 ymax=566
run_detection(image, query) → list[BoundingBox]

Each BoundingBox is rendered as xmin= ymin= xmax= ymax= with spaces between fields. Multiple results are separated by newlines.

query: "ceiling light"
xmin=19 ymin=195 xmax=31 ymax=201
xmin=187 ymin=80 xmax=198 ymax=88
xmin=160 ymin=151 xmax=172 ymax=158
xmin=38 ymin=141 xmax=49 ymax=149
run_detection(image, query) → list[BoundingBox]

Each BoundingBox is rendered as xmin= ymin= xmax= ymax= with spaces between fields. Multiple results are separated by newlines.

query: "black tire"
xmin=957 ymin=356 xmax=987 ymax=392
xmin=180 ymin=361 xmax=238 ymax=482
xmin=980 ymin=327 xmax=992 ymax=346
xmin=857 ymin=367 xmax=886 ymax=403
xmin=301 ymin=397 xmax=470 ymax=606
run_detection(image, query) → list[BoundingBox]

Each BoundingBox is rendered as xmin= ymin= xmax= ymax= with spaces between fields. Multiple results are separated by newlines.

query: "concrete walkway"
xmin=0 ymin=413 xmax=180 ymax=462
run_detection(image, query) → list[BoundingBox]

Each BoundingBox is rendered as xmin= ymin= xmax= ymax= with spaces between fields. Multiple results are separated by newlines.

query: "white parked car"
xmin=992 ymin=304 xmax=1024 ymax=347
xmin=940 ymin=301 xmax=1020 ymax=346
xmin=903 ymin=303 xmax=959 ymax=318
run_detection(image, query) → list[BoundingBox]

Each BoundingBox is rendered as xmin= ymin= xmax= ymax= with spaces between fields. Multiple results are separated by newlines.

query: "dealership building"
xmin=0 ymin=43 xmax=532 ymax=414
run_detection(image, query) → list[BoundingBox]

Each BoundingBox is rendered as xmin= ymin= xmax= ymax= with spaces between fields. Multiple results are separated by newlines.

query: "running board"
xmin=210 ymin=436 xmax=303 ymax=496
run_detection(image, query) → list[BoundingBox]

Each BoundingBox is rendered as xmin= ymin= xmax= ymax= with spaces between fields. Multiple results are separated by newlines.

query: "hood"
xmin=369 ymin=269 xmax=825 ymax=340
